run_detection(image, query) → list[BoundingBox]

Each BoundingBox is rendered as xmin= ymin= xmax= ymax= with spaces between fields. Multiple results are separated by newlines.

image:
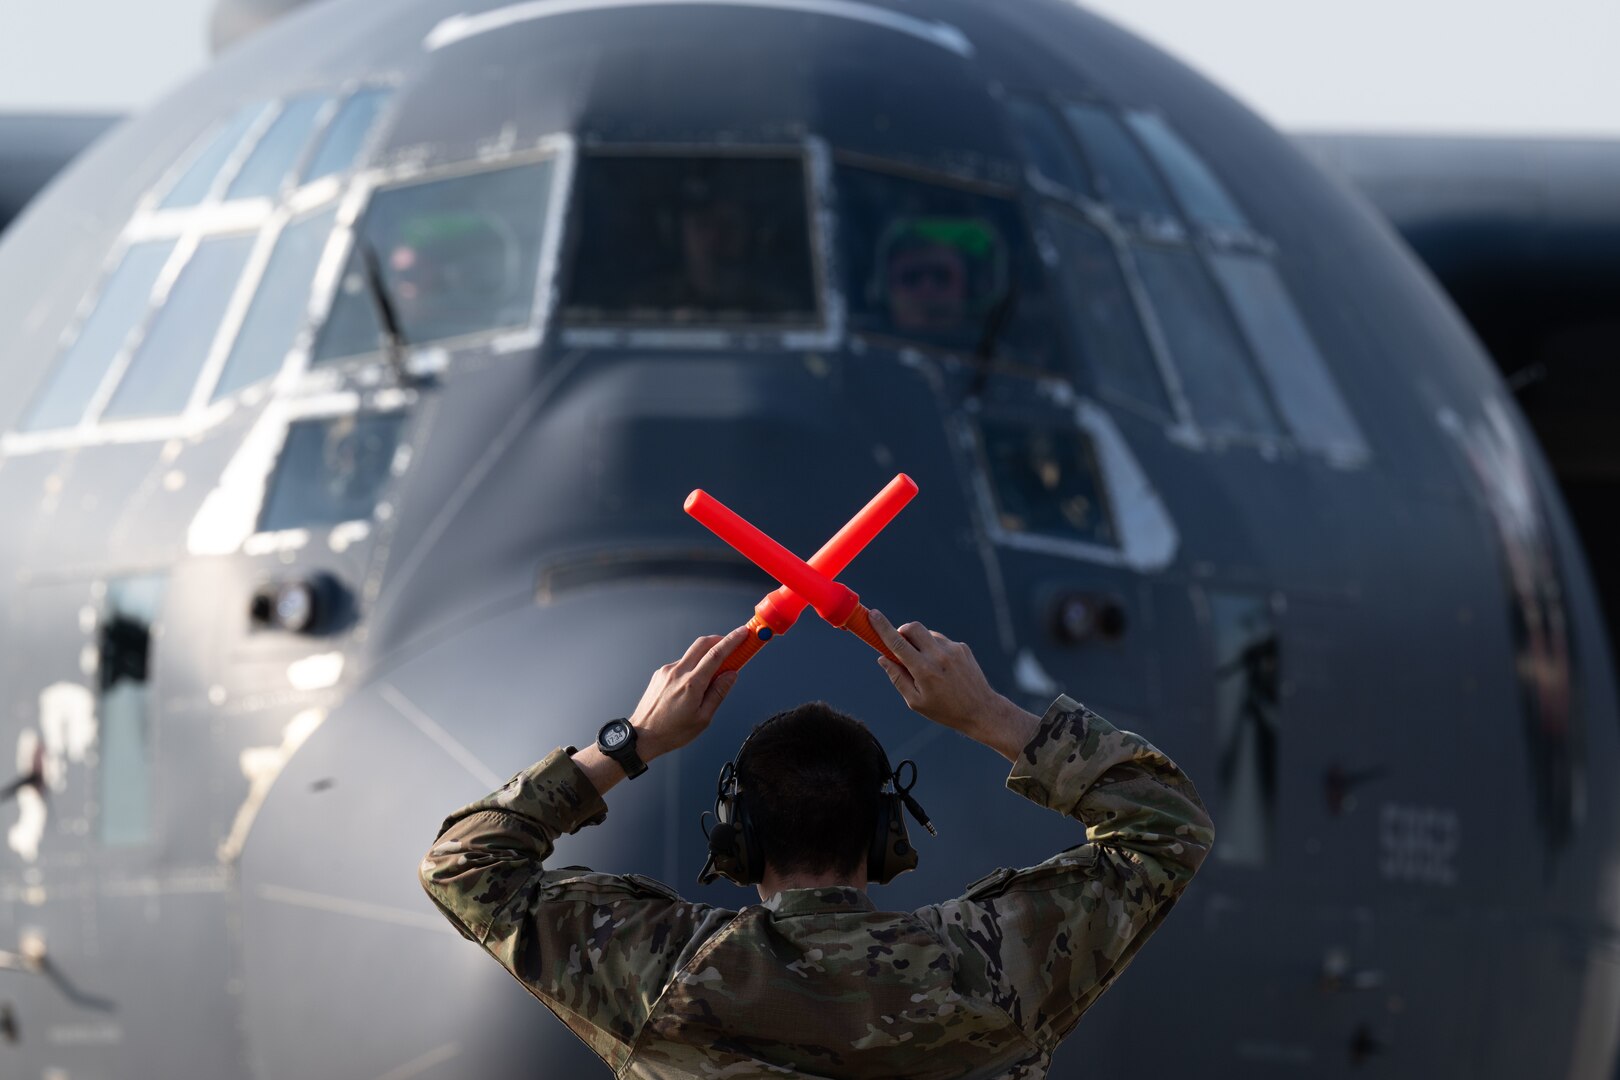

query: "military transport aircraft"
xmin=1 ymin=1 xmax=1616 ymax=1078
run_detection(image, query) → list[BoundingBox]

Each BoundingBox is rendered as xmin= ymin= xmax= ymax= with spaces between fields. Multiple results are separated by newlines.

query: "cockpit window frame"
xmin=960 ymin=398 xmax=1179 ymax=572
xmin=973 ymin=413 xmax=1122 ymax=551
xmin=202 ymin=200 xmax=344 ymax=408
xmin=3 ymin=79 xmax=470 ymax=458
xmin=1042 ymin=97 xmax=1285 ymax=451
xmin=831 ymin=149 xmax=1068 ymax=375
xmin=1127 ymin=238 xmax=1286 ymax=443
xmin=984 ymin=89 xmax=1367 ymax=465
xmin=299 ymin=138 xmax=575 ymax=378
xmin=557 ymin=138 xmax=838 ymax=352
xmin=151 ymin=102 xmax=274 ymax=214
xmin=1118 ymin=107 xmax=1271 ymax=257
xmin=100 ymin=228 xmax=264 ymax=423
xmin=197 ymin=385 xmax=420 ymax=560
xmin=223 ymin=93 xmax=339 ymax=204
xmin=13 ymin=237 xmax=185 ymax=437
xmin=1038 ymin=202 xmax=1190 ymax=429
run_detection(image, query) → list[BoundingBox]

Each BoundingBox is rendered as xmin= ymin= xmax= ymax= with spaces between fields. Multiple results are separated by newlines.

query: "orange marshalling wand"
xmin=684 ymin=474 xmax=917 ymax=672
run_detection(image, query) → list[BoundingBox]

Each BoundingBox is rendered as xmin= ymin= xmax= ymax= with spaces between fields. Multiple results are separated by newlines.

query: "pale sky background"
xmin=0 ymin=0 xmax=1617 ymax=135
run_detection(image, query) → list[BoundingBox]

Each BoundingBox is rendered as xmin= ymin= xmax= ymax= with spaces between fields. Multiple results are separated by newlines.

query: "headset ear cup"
xmin=869 ymin=793 xmax=918 ymax=885
xmin=706 ymin=804 xmax=766 ymax=886
xmin=706 ymin=820 xmax=743 ymax=883
xmin=702 ymin=754 xmax=765 ymax=887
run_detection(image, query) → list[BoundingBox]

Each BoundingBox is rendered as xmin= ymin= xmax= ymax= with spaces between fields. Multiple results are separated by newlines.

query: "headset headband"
xmin=698 ymin=714 xmax=935 ymax=886
xmin=729 ymin=716 xmax=933 ymax=835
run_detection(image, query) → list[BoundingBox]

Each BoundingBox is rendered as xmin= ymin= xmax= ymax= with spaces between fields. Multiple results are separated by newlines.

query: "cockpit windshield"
xmin=314 ymin=158 xmax=556 ymax=363
xmin=562 ymin=154 xmax=819 ymax=327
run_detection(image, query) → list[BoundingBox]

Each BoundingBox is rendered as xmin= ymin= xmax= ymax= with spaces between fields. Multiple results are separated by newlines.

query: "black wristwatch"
xmin=596 ymin=718 xmax=647 ymax=779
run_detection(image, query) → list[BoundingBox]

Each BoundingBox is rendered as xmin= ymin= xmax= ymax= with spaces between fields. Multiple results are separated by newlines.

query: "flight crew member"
xmin=421 ymin=612 xmax=1213 ymax=1078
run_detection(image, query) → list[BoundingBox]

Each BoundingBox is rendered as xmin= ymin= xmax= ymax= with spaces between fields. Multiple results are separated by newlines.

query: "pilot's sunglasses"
xmin=895 ymin=264 xmax=963 ymax=290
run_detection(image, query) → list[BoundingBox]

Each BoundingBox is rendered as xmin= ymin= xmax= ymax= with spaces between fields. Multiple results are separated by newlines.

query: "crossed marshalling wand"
xmin=683 ymin=473 xmax=917 ymax=674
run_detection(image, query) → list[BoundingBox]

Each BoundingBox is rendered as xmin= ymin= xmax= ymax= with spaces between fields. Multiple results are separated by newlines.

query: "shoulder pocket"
xmin=963 ymin=845 xmax=1101 ymax=900
xmin=964 ymin=866 xmax=1015 ymax=900
xmin=624 ymin=873 xmax=681 ymax=901
xmin=541 ymin=869 xmax=680 ymax=902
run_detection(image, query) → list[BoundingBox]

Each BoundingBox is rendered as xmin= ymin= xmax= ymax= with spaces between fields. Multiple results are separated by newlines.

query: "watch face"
xmin=602 ymin=722 xmax=630 ymax=749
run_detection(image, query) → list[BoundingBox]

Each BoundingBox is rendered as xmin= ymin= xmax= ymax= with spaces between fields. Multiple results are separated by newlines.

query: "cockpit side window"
xmin=1004 ymin=98 xmax=1093 ymax=198
xmin=302 ymin=88 xmax=392 ymax=183
xmin=1124 ymin=112 xmax=1250 ymax=233
xmin=1061 ymin=103 xmax=1178 ymax=224
xmin=19 ymin=240 xmax=177 ymax=432
xmin=1132 ymin=244 xmax=1280 ymax=438
xmin=1210 ymin=254 xmax=1369 ymax=464
xmin=979 ymin=419 xmax=1117 ymax=547
xmin=1043 ymin=210 xmax=1172 ymax=418
xmin=561 ymin=154 xmax=819 ymax=328
xmin=314 ymin=159 xmax=555 ymax=363
xmin=259 ymin=412 xmax=406 ymax=532
xmin=837 ymin=164 xmax=1049 ymax=365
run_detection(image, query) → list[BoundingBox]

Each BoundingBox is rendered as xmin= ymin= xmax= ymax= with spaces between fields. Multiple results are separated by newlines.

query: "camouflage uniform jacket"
xmin=421 ymin=696 xmax=1214 ymax=1079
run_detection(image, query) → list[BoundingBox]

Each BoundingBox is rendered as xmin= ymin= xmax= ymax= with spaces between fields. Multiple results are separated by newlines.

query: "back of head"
xmin=737 ymin=702 xmax=886 ymax=879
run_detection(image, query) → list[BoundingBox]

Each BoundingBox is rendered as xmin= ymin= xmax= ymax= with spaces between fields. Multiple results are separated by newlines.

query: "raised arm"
xmin=869 ymin=612 xmax=1215 ymax=1051
xmin=418 ymin=627 xmax=749 ymax=1067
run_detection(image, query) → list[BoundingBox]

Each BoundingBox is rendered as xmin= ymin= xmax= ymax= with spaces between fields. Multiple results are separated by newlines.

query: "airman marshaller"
xmin=422 ymin=611 xmax=1213 ymax=1078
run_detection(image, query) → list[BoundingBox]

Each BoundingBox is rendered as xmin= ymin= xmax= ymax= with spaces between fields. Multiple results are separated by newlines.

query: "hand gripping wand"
xmin=684 ymin=475 xmax=917 ymax=672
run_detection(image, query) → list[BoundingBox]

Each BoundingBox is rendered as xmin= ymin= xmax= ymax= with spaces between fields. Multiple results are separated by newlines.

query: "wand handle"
xmin=840 ymin=605 xmax=900 ymax=665
xmin=718 ymin=614 xmax=773 ymax=675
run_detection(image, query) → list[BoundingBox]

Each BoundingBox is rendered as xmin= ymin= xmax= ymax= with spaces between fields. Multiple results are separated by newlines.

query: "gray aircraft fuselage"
xmin=0 ymin=2 xmax=1615 ymax=1078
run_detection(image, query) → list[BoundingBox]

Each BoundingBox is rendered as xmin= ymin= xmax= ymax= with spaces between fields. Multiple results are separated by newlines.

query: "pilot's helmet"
xmin=872 ymin=217 xmax=1009 ymax=337
xmin=387 ymin=211 xmax=522 ymax=335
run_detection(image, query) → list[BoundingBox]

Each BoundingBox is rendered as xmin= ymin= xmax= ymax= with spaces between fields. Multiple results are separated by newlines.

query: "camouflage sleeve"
xmin=419 ymin=748 xmax=733 ymax=1070
xmin=915 ymin=696 xmax=1214 ymax=1051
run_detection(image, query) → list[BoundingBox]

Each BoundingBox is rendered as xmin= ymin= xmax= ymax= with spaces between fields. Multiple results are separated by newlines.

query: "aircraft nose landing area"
xmin=0 ymin=1 xmax=1616 ymax=1078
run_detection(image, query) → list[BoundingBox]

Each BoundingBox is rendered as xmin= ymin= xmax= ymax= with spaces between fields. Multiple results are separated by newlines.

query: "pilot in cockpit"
xmin=876 ymin=217 xmax=1007 ymax=344
xmin=385 ymin=211 xmax=523 ymax=342
xmin=674 ymin=180 xmax=754 ymax=308
xmin=642 ymin=175 xmax=800 ymax=318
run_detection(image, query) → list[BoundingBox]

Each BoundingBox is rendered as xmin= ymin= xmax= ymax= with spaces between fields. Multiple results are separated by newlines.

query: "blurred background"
xmin=6 ymin=0 xmax=1620 ymax=127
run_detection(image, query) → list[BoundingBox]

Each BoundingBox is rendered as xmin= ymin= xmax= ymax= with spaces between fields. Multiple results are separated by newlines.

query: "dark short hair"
xmin=736 ymin=702 xmax=886 ymax=878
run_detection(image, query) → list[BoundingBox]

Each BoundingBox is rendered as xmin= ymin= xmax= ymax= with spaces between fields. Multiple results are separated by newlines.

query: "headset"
xmin=698 ymin=721 xmax=936 ymax=887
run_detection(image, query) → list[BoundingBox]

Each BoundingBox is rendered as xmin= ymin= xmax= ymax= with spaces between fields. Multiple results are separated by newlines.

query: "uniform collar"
xmin=761 ymin=885 xmax=875 ymax=916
